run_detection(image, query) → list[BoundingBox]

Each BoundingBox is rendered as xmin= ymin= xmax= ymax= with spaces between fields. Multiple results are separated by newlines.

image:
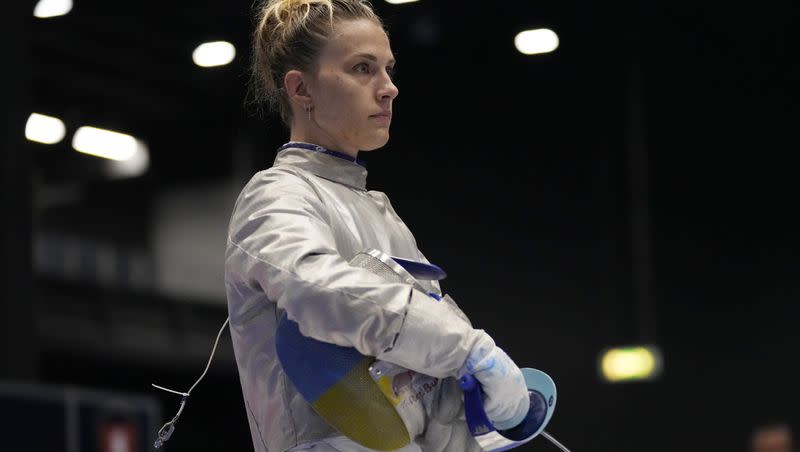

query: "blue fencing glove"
xmin=461 ymin=331 xmax=530 ymax=431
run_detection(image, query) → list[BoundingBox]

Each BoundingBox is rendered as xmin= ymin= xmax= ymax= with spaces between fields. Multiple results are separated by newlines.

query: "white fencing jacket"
xmin=225 ymin=144 xmax=483 ymax=451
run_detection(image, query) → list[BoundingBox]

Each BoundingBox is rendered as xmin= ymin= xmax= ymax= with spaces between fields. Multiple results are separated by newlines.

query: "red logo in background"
xmin=99 ymin=422 xmax=139 ymax=452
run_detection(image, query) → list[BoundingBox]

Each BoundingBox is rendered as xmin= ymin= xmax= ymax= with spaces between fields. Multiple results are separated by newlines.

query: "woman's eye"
xmin=354 ymin=63 xmax=370 ymax=73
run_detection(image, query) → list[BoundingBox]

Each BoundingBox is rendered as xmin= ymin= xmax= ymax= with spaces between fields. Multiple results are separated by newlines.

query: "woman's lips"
xmin=370 ymin=112 xmax=392 ymax=124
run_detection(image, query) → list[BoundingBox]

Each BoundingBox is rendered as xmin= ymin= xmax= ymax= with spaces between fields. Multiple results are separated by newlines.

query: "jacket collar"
xmin=273 ymin=142 xmax=368 ymax=190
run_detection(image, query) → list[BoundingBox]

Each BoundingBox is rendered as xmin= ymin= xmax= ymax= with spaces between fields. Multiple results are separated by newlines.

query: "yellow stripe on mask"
xmin=313 ymin=358 xmax=410 ymax=451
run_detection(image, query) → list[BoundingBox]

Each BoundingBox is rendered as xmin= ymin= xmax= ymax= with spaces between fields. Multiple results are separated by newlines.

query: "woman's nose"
xmin=378 ymin=73 xmax=399 ymax=100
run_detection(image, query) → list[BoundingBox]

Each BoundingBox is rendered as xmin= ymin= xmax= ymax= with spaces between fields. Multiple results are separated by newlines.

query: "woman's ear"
xmin=284 ymin=70 xmax=312 ymax=107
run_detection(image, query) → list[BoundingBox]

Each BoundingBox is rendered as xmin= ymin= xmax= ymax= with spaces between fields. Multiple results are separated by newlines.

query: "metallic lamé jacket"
xmin=225 ymin=145 xmax=483 ymax=452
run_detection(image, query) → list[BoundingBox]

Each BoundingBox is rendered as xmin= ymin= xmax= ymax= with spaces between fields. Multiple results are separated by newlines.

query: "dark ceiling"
xmin=26 ymin=1 xmax=797 ymax=187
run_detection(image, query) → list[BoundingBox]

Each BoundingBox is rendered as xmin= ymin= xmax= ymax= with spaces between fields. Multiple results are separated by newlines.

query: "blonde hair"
xmin=250 ymin=0 xmax=383 ymax=124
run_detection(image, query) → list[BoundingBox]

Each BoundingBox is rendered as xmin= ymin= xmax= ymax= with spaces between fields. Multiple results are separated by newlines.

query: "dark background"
xmin=2 ymin=0 xmax=798 ymax=451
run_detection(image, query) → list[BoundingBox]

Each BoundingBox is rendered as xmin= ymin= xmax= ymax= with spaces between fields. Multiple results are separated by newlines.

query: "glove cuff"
xmin=458 ymin=330 xmax=496 ymax=378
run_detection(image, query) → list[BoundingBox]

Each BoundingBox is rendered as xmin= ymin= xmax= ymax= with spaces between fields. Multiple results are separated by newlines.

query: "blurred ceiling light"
xmin=599 ymin=345 xmax=663 ymax=383
xmin=106 ymin=140 xmax=150 ymax=178
xmin=26 ymin=113 xmax=66 ymax=144
xmin=385 ymin=0 xmax=420 ymax=4
xmin=514 ymin=28 xmax=559 ymax=55
xmin=72 ymin=126 xmax=142 ymax=161
xmin=33 ymin=0 xmax=73 ymax=18
xmin=192 ymin=41 xmax=236 ymax=67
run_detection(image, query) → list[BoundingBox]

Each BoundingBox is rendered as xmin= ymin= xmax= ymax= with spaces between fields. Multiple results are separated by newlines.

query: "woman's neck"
xmin=289 ymin=128 xmax=358 ymax=158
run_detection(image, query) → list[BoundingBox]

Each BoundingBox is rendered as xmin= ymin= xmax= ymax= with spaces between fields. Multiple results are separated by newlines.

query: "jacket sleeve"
xmin=225 ymin=170 xmax=481 ymax=378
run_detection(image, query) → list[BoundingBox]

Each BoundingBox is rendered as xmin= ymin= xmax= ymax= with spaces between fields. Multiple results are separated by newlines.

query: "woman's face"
xmin=303 ymin=18 xmax=398 ymax=154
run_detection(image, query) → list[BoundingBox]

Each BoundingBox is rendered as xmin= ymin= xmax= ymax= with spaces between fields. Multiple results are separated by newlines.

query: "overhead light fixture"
xmin=192 ymin=41 xmax=236 ymax=68
xmin=72 ymin=126 xmax=144 ymax=161
xmin=26 ymin=113 xmax=66 ymax=144
xmin=33 ymin=0 xmax=73 ymax=18
xmin=105 ymin=141 xmax=150 ymax=179
xmin=599 ymin=345 xmax=663 ymax=383
xmin=385 ymin=0 xmax=420 ymax=4
xmin=514 ymin=28 xmax=559 ymax=55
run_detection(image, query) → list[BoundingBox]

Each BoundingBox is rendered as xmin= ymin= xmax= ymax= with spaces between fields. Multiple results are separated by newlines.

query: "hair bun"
xmin=269 ymin=0 xmax=333 ymax=29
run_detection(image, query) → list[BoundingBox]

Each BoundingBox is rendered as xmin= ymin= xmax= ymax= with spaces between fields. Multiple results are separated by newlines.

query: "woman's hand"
xmin=461 ymin=331 xmax=530 ymax=431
